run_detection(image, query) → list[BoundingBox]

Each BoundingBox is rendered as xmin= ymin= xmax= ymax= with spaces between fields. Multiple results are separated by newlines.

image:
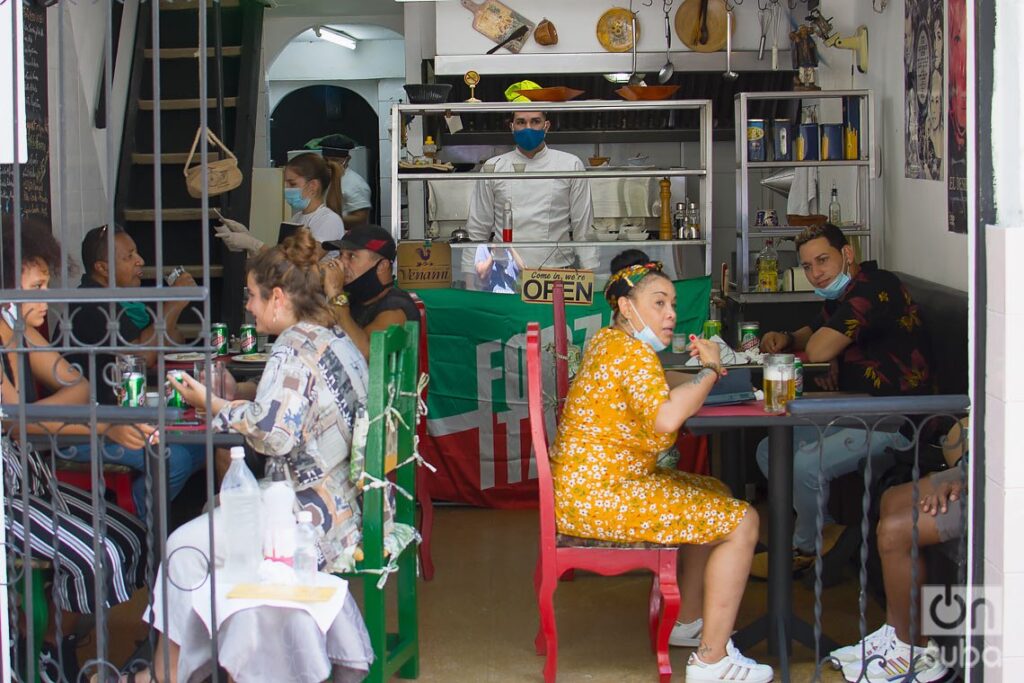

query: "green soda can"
xmin=122 ymin=372 xmax=146 ymax=408
xmin=211 ymin=323 xmax=229 ymax=356
xmin=239 ymin=324 xmax=258 ymax=354
xmin=166 ymin=371 xmax=186 ymax=408
xmin=794 ymin=358 xmax=804 ymax=397
xmin=702 ymin=319 xmax=723 ymax=340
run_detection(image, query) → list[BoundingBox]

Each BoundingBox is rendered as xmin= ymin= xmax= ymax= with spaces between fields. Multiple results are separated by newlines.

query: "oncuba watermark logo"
xmin=921 ymin=584 xmax=1000 ymax=637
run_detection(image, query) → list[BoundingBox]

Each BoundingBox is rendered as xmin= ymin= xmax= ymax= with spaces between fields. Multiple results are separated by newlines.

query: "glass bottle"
xmin=673 ymin=202 xmax=687 ymax=239
xmin=422 ymin=135 xmax=437 ymax=160
xmin=685 ymin=201 xmax=701 ymax=240
xmin=756 ymin=239 xmax=779 ymax=293
xmin=828 ymin=183 xmax=842 ymax=225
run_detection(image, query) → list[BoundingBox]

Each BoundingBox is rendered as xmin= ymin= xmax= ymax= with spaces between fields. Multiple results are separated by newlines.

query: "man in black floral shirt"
xmin=751 ymin=224 xmax=934 ymax=576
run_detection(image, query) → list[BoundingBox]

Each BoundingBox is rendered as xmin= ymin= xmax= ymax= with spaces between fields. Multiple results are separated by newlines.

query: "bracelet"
xmin=330 ymin=293 xmax=349 ymax=308
xmin=700 ymin=361 xmax=726 ymax=378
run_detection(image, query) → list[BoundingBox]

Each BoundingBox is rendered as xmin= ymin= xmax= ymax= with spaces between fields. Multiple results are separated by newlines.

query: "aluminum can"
xmin=239 ymin=324 xmax=258 ymax=354
xmin=747 ymin=119 xmax=767 ymax=162
xmin=166 ymin=266 xmax=186 ymax=286
xmin=793 ymin=358 xmax=804 ymax=397
xmin=763 ymin=209 xmax=779 ymax=227
xmin=212 ymin=323 xmax=229 ymax=356
xmin=166 ymin=370 xmax=186 ymax=408
xmin=739 ymin=322 xmax=760 ymax=352
xmin=702 ymin=319 xmax=722 ymax=340
xmin=796 ymin=123 xmax=820 ymax=161
xmin=772 ymin=119 xmax=792 ymax=161
xmin=122 ymin=372 xmax=146 ymax=408
xmin=821 ymin=124 xmax=844 ymax=161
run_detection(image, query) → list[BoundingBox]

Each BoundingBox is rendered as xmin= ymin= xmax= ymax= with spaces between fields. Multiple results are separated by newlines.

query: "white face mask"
xmin=626 ymin=299 xmax=668 ymax=352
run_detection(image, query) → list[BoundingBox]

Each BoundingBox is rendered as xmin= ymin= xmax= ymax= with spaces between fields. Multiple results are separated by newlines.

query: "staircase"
xmin=116 ymin=0 xmax=264 ymax=333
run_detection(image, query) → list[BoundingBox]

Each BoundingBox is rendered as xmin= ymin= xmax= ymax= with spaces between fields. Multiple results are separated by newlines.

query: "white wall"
xmin=268 ymin=39 xmax=404 ymax=82
xmin=819 ymin=0 xmax=967 ymax=291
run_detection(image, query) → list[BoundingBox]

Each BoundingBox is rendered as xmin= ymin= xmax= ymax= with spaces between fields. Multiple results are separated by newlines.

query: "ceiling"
xmin=293 ymin=24 xmax=404 ymax=41
xmin=266 ymin=0 xmax=404 ymax=18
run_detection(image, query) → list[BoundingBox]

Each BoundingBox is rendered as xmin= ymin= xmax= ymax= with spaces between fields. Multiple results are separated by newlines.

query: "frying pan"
xmin=675 ymin=0 xmax=734 ymax=53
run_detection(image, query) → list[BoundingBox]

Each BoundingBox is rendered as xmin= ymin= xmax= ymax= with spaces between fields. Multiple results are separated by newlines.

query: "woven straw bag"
xmin=183 ymin=127 xmax=242 ymax=198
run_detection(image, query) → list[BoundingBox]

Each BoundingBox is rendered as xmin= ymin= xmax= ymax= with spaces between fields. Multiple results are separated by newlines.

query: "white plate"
xmin=595 ymin=232 xmax=619 ymax=242
xmin=620 ymin=232 xmax=649 ymax=241
xmin=233 ymin=353 xmax=270 ymax=363
xmin=164 ymin=352 xmax=208 ymax=362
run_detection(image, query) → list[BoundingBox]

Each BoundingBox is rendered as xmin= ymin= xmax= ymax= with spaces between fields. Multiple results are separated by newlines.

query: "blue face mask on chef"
xmin=284 ymin=186 xmax=310 ymax=212
xmin=813 ymin=258 xmax=852 ymax=300
xmin=626 ymin=300 xmax=668 ymax=352
xmin=513 ymin=127 xmax=546 ymax=152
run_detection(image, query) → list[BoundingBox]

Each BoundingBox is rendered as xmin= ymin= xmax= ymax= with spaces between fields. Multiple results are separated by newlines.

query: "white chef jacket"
xmin=341 ymin=170 xmax=372 ymax=214
xmin=290 ymin=203 xmax=345 ymax=243
xmin=465 ymin=145 xmax=596 ymax=270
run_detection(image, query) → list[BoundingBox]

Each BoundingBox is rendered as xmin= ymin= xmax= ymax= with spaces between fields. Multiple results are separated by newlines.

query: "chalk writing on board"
xmin=1 ymin=2 xmax=50 ymax=219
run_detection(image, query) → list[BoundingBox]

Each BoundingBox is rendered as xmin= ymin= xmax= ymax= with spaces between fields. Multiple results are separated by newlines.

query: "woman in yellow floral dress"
xmin=550 ymin=251 xmax=772 ymax=683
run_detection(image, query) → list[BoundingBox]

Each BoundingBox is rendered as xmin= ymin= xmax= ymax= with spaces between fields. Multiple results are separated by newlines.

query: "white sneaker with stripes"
xmin=684 ymin=640 xmax=774 ymax=682
xmin=829 ymin=623 xmax=896 ymax=666
xmin=841 ymin=636 xmax=948 ymax=682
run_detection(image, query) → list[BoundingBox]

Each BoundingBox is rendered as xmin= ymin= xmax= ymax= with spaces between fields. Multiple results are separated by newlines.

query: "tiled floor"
xmin=80 ymin=506 xmax=882 ymax=681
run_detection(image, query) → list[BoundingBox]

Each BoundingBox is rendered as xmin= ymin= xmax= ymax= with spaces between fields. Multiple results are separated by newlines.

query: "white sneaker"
xmin=841 ymin=637 xmax=948 ymax=683
xmin=685 ymin=640 xmax=774 ymax=683
xmin=668 ymin=617 xmax=702 ymax=647
xmin=829 ymin=623 xmax=895 ymax=667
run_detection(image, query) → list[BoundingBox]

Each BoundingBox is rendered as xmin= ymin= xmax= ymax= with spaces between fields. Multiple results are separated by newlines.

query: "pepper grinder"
xmin=659 ymin=178 xmax=672 ymax=240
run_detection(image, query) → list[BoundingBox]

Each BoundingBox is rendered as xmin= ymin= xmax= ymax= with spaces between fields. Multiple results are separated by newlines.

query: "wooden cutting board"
xmin=460 ymin=0 xmax=535 ymax=54
xmin=675 ymin=0 xmax=732 ymax=53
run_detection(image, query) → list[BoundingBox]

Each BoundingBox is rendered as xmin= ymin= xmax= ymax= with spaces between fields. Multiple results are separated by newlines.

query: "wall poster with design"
xmin=904 ymin=0 xmax=943 ymax=181
xmin=947 ymin=0 xmax=967 ymax=233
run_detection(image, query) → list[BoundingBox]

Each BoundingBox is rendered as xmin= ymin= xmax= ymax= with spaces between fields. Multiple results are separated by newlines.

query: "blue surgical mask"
xmin=513 ymin=127 xmax=546 ymax=152
xmin=814 ymin=263 xmax=852 ymax=300
xmin=284 ymin=186 xmax=310 ymax=211
xmin=626 ymin=300 xmax=668 ymax=352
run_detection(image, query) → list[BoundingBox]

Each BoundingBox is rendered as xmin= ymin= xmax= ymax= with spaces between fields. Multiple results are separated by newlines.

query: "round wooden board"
xmin=675 ymin=0 xmax=733 ymax=53
xmin=597 ymin=7 xmax=639 ymax=53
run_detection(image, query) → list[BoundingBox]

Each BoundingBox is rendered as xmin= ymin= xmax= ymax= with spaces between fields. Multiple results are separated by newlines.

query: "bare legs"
xmin=690 ymin=507 xmax=760 ymax=663
xmin=877 ymin=481 xmax=942 ymax=647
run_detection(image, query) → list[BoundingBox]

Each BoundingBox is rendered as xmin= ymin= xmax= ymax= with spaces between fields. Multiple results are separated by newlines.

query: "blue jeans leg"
xmin=62 ymin=443 xmax=206 ymax=520
xmin=756 ymin=426 xmax=909 ymax=553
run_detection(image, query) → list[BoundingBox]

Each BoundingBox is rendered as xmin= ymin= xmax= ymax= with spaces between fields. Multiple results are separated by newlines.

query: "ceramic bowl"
xmin=595 ymin=231 xmax=619 ymax=242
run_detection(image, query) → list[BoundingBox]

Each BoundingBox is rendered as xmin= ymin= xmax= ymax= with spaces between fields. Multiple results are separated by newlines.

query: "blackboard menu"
xmin=1 ymin=2 xmax=49 ymax=220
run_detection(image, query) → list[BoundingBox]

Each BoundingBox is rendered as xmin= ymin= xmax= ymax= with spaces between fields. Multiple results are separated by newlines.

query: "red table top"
xmin=695 ymin=401 xmax=775 ymax=418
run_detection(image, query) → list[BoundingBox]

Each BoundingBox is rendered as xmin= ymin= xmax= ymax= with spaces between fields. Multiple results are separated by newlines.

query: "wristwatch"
xmin=330 ymin=293 xmax=350 ymax=308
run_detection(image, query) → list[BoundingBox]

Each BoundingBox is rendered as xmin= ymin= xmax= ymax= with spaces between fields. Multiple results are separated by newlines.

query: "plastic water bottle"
xmin=294 ymin=511 xmax=319 ymax=585
xmin=220 ymin=447 xmax=263 ymax=582
xmin=262 ymin=469 xmax=297 ymax=565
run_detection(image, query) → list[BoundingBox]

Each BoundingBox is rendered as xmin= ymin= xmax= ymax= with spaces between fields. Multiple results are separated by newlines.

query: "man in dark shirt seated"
xmin=63 ymin=225 xmax=205 ymax=518
xmin=752 ymin=223 xmax=934 ymax=575
xmin=322 ymin=225 xmax=421 ymax=360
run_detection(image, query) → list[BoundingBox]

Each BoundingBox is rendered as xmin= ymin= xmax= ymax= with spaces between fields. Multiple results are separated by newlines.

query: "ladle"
xmin=657 ymin=8 xmax=674 ymax=83
xmin=628 ymin=13 xmax=645 ymax=86
xmin=723 ymin=8 xmax=739 ymax=80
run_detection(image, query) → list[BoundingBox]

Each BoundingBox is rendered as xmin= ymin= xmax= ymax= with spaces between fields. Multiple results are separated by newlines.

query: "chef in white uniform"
xmin=464 ymin=111 xmax=596 ymax=274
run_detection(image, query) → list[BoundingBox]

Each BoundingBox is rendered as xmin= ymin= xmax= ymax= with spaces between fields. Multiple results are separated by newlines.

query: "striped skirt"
xmin=6 ymin=483 xmax=147 ymax=613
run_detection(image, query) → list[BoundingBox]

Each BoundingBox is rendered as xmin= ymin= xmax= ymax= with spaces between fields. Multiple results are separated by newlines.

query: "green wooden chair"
xmin=344 ymin=321 xmax=421 ymax=682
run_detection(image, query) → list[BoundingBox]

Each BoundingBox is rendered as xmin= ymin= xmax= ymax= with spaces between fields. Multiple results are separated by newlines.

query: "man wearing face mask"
xmin=464 ymin=107 xmax=596 ymax=278
xmin=751 ymin=223 xmax=935 ymax=577
xmin=321 ymin=225 xmax=421 ymax=360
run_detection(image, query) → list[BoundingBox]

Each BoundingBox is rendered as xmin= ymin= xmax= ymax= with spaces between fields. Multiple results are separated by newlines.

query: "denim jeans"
xmin=62 ymin=442 xmax=206 ymax=520
xmin=756 ymin=426 xmax=908 ymax=553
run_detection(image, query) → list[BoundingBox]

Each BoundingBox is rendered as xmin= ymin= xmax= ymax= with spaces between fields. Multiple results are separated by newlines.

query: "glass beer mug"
xmin=763 ymin=354 xmax=796 ymax=414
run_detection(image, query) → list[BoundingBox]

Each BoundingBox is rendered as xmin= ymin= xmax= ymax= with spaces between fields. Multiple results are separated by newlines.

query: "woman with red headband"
xmin=550 ymin=250 xmax=772 ymax=683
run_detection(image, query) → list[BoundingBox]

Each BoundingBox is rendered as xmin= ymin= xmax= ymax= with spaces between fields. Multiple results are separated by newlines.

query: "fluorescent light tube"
xmin=316 ymin=26 xmax=357 ymax=50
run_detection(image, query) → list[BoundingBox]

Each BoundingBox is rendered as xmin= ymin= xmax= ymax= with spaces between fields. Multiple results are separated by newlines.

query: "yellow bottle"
xmin=756 ymin=239 xmax=779 ymax=293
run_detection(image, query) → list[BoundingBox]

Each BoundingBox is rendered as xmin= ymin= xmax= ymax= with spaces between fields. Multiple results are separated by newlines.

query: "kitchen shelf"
xmin=391 ymin=99 xmax=716 ymax=282
xmin=728 ymin=291 xmax=822 ymax=304
xmin=439 ymin=129 xmax=737 ymax=146
xmin=734 ymin=90 xmax=876 ymax=297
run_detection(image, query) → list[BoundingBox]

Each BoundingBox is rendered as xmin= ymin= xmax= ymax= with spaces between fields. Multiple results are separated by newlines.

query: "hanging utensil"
xmin=485 ymin=24 xmax=529 ymax=54
xmin=698 ymin=0 xmax=710 ymax=44
xmin=723 ymin=7 xmax=738 ymax=80
xmin=757 ymin=6 xmax=769 ymax=60
xmin=772 ymin=0 xmax=782 ymax=70
xmin=628 ymin=12 xmax=645 ymax=85
xmin=657 ymin=1 xmax=675 ymax=83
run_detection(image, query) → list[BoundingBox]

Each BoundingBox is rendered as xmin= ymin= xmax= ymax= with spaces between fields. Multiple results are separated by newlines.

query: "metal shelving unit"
xmin=734 ymin=90 xmax=876 ymax=296
xmin=389 ymin=99 xmax=715 ymax=279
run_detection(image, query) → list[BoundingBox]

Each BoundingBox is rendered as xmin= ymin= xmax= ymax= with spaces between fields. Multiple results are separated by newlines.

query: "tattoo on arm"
xmin=691 ymin=368 xmax=717 ymax=385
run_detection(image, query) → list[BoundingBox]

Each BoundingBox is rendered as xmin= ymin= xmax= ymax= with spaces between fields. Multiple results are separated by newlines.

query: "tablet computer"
xmin=703 ymin=367 xmax=757 ymax=406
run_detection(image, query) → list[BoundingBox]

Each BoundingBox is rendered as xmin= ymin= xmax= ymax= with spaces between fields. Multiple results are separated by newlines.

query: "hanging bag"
xmin=183 ymin=127 xmax=243 ymax=198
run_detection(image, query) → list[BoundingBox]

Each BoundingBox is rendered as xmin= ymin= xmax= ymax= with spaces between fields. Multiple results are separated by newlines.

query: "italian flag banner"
xmin=412 ymin=277 xmax=711 ymax=508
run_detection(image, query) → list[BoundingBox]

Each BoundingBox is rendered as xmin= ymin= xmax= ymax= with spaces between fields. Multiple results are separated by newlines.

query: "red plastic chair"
xmin=409 ymin=293 xmax=435 ymax=581
xmin=526 ymin=322 xmax=681 ymax=683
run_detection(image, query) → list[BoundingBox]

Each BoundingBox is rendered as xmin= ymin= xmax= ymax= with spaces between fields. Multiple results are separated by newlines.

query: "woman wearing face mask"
xmin=549 ymin=251 xmax=773 ymax=683
xmin=214 ymin=153 xmax=345 ymax=255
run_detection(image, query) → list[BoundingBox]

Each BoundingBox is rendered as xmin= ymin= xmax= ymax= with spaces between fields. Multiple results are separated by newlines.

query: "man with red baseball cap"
xmin=322 ymin=225 xmax=420 ymax=359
